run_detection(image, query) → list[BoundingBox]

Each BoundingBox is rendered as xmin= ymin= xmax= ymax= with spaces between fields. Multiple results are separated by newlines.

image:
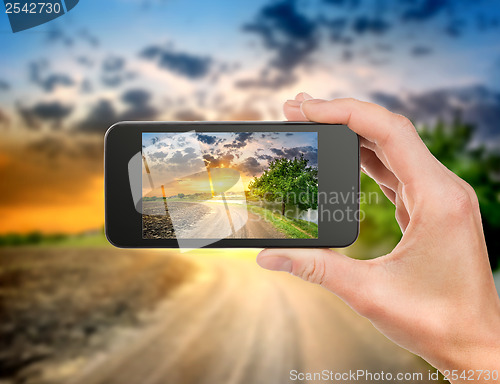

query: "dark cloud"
xmin=40 ymin=74 xmax=75 ymax=92
xmin=101 ymin=56 xmax=136 ymax=87
xmin=371 ymin=85 xmax=500 ymax=140
xmin=352 ymin=17 xmax=391 ymax=35
xmin=224 ymin=132 xmax=254 ymax=149
xmin=140 ymin=45 xmax=212 ymax=78
xmin=270 ymin=146 xmax=318 ymax=165
xmin=237 ymin=156 xmax=262 ymax=176
xmin=203 ymin=153 xmax=234 ymax=168
xmin=243 ymin=0 xmax=317 ymax=71
xmin=0 ymin=79 xmax=10 ymax=91
xmin=78 ymin=89 xmax=158 ymax=132
xmin=122 ymin=89 xmax=151 ymax=106
xmin=241 ymin=0 xmax=318 ymax=88
xmin=411 ymin=46 xmax=433 ymax=56
xmin=256 ymin=153 xmax=273 ymax=161
xmin=121 ymin=88 xmax=158 ymax=121
xmin=46 ymin=27 xmax=73 ymax=46
xmin=174 ymin=110 xmax=205 ymax=121
xmin=323 ymin=0 xmax=360 ymax=8
xmin=17 ymin=101 xmax=73 ymax=130
xmin=402 ymin=0 xmax=450 ymax=21
xmin=321 ymin=17 xmax=351 ymax=43
xmin=17 ymin=104 xmax=41 ymax=130
xmin=29 ymin=60 xmax=75 ymax=92
xmin=77 ymin=99 xmax=117 ymax=133
xmin=197 ymin=134 xmax=219 ymax=145
xmin=102 ymin=56 xmax=125 ymax=72
xmin=31 ymin=102 xmax=73 ymax=121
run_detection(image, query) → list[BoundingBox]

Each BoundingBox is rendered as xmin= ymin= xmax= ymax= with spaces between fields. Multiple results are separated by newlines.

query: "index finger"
xmin=301 ymin=98 xmax=440 ymax=186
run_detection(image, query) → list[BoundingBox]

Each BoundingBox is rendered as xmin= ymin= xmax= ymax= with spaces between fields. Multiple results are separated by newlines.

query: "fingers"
xmin=257 ymin=248 xmax=373 ymax=307
xmin=283 ymin=92 xmax=312 ymax=121
xmin=301 ymin=98 xmax=440 ymax=186
xmin=360 ymin=147 xmax=399 ymax=191
xmin=283 ymin=100 xmax=308 ymax=121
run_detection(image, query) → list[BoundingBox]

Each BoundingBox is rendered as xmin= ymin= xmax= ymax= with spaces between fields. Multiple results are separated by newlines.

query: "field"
xmin=0 ymin=246 xmax=196 ymax=384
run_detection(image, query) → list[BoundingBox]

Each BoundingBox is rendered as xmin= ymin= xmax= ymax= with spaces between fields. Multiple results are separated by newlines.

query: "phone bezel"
xmin=104 ymin=121 xmax=360 ymax=248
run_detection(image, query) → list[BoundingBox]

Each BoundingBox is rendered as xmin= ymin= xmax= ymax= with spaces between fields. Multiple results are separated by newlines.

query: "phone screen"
xmin=141 ymin=131 xmax=319 ymax=240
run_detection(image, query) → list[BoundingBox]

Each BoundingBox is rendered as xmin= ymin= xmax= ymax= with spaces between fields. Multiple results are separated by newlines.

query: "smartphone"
xmin=104 ymin=121 xmax=360 ymax=249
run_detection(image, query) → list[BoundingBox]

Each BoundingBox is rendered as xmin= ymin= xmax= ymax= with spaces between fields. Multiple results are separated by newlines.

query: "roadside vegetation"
xmin=247 ymin=205 xmax=318 ymax=239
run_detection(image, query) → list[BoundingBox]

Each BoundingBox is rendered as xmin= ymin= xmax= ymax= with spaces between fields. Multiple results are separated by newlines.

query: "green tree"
xmin=357 ymin=114 xmax=500 ymax=269
xmin=178 ymin=193 xmax=185 ymax=199
xmin=248 ymin=155 xmax=318 ymax=215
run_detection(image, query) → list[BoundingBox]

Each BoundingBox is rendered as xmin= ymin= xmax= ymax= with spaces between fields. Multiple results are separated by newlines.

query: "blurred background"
xmin=1 ymin=0 xmax=500 ymax=383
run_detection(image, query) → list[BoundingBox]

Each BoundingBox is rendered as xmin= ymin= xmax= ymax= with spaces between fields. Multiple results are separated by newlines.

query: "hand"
xmin=257 ymin=93 xmax=500 ymax=382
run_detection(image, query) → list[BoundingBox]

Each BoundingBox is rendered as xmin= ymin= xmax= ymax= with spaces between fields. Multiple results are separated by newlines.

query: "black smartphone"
xmin=104 ymin=121 xmax=360 ymax=249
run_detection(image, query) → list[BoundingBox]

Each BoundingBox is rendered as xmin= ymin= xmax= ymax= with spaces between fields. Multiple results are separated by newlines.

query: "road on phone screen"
xmin=169 ymin=201 xmax=287 ymax=239
xmin=68 ymin=252 xmax=430 ymax=384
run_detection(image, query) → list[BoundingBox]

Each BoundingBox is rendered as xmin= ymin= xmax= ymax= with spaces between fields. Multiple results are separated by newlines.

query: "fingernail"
xmin=303 ymin=98 xmax=326 ymax=104
xmin=285 ymin=99 xmax=301 ymax=108
xmin=300 ymin=98 xmax=326 ymax=117
xmin=257 ymin=255 xmax=293 ymax=273
xmin=301 ymin=92 xmax=313 ymax=100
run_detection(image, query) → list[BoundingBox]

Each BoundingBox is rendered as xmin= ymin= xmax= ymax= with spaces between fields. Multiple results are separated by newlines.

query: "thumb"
xmin=257 ymin=248 xmax=374 ymax=311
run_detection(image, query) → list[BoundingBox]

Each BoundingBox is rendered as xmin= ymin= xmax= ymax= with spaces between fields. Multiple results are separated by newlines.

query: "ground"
xmin=0 ymin=246 xmax=441 ymax=384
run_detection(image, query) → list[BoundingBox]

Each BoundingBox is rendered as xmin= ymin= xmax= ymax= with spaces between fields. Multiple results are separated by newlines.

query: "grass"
xmin=247 ymin=205 xmax=318 ymax=239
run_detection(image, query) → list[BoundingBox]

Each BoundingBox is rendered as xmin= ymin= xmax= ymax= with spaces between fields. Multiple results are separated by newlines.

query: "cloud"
xmin=31 ymin=102 xmax=73 ymax=121
xmin=323 ymin=0 xmax=360 ymax=8
xmin=17 ymin=101 xmax=73 ymax=130
xmin=101 ymin=56 xmax=136 ymax=87
xmin=140 ymin=45 xmax=212 ymax=78
xmin=236 ymin=156 xmax=262 ymax=176
xmin=197 ymin=134 xmax=219 ymax=145
xmin=270 ymin=145 xmax=318 ymax=166
xmin=29 ymin=60 xmax=75 ymax=92
xmin=352 ymin=17 xmax=391 ymax=35
xmin=224 ymin=132 xmax=254 ymax=149
xmin=202 ymin=153 xmax=234 ymax=168
xmin=411 ymin=45 xmax=433 ymax=56
xmin=371 ymin=85 xmax=500 ymax=140
xmin=77 ymin=99 xmax=117 ymax=133
xmin=46 ymin=27 xmax=73 ymax=46
xmin=78 ymin=89 xmax=158 ymax=132
xmin=243 ymin=0 xmax=317 ymax=71
xmin=0 ymin=79 xmax=10 ymax=91
xmin=401 ymin=0 xmax=449 ymax=21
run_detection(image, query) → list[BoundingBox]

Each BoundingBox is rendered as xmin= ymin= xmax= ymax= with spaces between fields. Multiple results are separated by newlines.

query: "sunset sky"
xmin=1 ymin=0 xmax=499 ymax=233
xmin=142 ymin=131 xmax=318 ymax=196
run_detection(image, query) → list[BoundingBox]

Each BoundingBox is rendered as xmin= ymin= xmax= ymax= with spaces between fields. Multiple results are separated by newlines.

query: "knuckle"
xmin=445 ymin=185 xmax=475 ymax=217
xmin=293 ymin=254 xmax=327 ymax=286
xmin=393 ymin=114 xmax=414 ymax=132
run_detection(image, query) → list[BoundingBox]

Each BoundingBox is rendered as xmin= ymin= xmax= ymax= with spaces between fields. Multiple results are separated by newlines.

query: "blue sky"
xmin=0 ymin=0 xmax=499 ymax=232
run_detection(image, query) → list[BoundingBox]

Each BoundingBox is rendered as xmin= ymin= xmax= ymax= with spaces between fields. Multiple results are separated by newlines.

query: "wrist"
xmin=430 ymin=309 xmax=500 ymax=379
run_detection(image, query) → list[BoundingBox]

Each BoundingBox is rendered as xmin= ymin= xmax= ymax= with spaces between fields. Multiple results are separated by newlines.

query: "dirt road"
xmin=68 ymin=252 xmax=430 ymax=384
xmin=175 ymin=202 xmax=287 ymax=239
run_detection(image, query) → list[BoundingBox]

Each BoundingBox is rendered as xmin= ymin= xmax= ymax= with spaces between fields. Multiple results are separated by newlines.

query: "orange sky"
xmin=0 ymin=136 xmax=105 ymax=234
